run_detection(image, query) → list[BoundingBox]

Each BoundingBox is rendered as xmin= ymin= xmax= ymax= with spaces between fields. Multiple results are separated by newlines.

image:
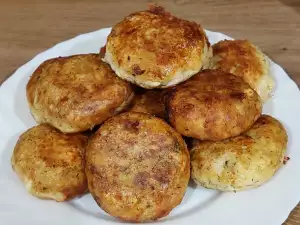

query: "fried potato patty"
xmin=103 ymin=6 xmax=211 ymax=89
xmin=166 ymin=69 xmax=262 ymax=141
xmin=127 ymin=89 xmax=166 ymax=119
xmin=26 ymin=54 xmax=134 ymax=133
xmin=11 ymin=124 xmax=88 ymax=201
xmin=190 ymin=115 xmax=288 ymax=191
xmin=209 ymin=40 xmax=274 ymax=101
xmin=86 ymin=112 xmax=190 ymax=222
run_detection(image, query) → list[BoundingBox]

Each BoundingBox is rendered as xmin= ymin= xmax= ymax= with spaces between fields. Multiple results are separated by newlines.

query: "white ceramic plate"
xmin=1 ymin=28 xmax=300 ymax=225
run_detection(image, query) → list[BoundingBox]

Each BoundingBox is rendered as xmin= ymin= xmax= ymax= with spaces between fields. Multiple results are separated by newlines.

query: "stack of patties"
xmin=101 ymin=3 xmax=287 ymax=208
xmin=11 ymin=5 xmax=288 ymax=223
xmin=164 ymin=69 xmax=287 ymax=191
xmin=87 ymin=5 xmax=210 ymax=221
xmin=13 ymin=54 xmax=136 ymax=202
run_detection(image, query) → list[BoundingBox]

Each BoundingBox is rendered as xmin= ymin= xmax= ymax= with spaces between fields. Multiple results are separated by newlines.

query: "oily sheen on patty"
xmin=209 ymin=40 xmax=274 ymax=102
xmin=103 ymin=6 xmax=211 ymax=89
xmin=166 ymin=69 xmax=262 ymax=141
xmin=26 ymin=54 xmax=134 ymax=133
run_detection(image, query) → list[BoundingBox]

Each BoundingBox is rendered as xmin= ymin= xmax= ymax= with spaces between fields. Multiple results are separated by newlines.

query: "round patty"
xmin=127 ymin=89 xmax=166 ymax=119
xmin=86 ymin=112 xmax=190 ymax=222
xmin=26 ymin=54 xmax=134 ymax=133
xmin=11 ymin=124 xmax=88 ymax=201
xmin=208 ymin=40 xmax=274 ymax=102
xmin=103 ymin=5 xmax=211 ymax=89
xmin=166 ymin=69 xmax=262 ymax=141
xmin=190 ymin=115 xmax=288 ymax=191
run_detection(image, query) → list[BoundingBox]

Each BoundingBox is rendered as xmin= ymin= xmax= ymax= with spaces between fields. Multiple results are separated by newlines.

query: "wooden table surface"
xmin=0 ymin=0 xmax=299 ymax=224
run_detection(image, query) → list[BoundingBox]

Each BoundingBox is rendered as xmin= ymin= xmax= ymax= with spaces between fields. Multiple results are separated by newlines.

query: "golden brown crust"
xmin=209 ymin=40 xmax=274 ymax=101
xmin=86 ymin=112 xmax=190 ymax=222
xmin=166 ymin=69 xmax=262 ymax=141
xmin=127 ymin=89 xmax=166 ymax=119
xmin=104 ymin=6 xmax=211 ymax=88
xmin=11 ymin=124 xmax=88 ymax=201
xmin=99 ymin=45 xmax=106 ymax=58
xmin=190 ymin=115 xmax=288 ymax=191
xmin=26 ymin=54 xmax=134 ymax=133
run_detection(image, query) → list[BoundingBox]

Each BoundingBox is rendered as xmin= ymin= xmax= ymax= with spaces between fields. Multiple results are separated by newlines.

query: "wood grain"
xmin=0 ymin=0 xmax=299 ymax=224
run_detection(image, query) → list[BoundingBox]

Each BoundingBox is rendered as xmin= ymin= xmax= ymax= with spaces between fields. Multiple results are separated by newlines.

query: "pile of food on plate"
xmin=11 ymin=5 xmax=288 ymax=222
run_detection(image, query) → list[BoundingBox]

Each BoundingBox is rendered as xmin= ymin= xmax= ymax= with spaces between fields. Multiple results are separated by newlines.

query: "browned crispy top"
xmin=166 ymin=69 xmax=262 ymax=140
xmin=11 ymin=124 xmax=88 ymax=201
xmin=105 ymin=5 xmax=209 ymax=84
xmin=210 ymin=40 xmax=267 ymax=88
xmin=26 ymin=54 xmax=134 ymax=133
xmin=128 ymin=89 xmax=166 ymax=119
xmin=86 ymin=112 xmax=190 ymax=222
